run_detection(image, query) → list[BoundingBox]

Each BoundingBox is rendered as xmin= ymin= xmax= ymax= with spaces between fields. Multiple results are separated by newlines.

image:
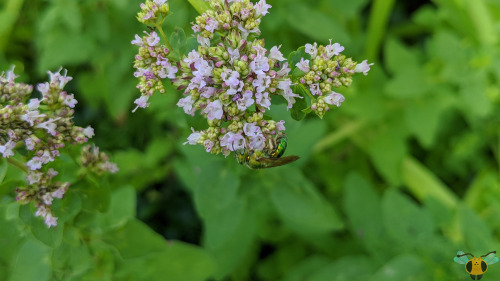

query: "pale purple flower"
xmin=37 ymin=82 xmax=50 ymax=95
xmin=221 ymin=70 xmax=240 ymax=88
xmin=0 ymin=140 xmax=16 ymax=158
xmin=177 ymin=95 xmax=195 ymax=115
xmin=276 ymin=120 xmax=285 ymax=131
xmin=296 ymin=58 xmax=310 ymax=73
xmin=237 ymin=23 xmax=260 ymax=39
xmin=154 ymin=0 xmax=167 ymax=5
xmin=192 ymin=24 xmax=201 ymax=33
xmin=269 ymin=45 xmax=286 ymax=61
xmin=203 ymin=139 xmax=214 ymax=152
xmin=323 ymin=92 xmax=345 ymax=107
xmin=25 ymin=138 xmax=35 ymax=151
xmin=309 ymin=83 xmax=322 ymax=96
xmin=278 ymin=79 xmax=302 ymax=109
xmin=325 ymin=41 xmax=344 ymax=58
xmin=146 ymin=31 xmax=160 ymax=46
xmin=47 ymin=68 xmax=72 ymax=89
xmin=205 ymin=17 xmax=219 ymax=33
xmin=42 ymin=193 xmax=54 ymax=206
xmin=27 ymin=98 xmax=41 ymax=110
xmin=277 ymin=62 xmax=291 ymax=77
xmin=21 ymin=110 xmax=46 ymax=126
xmin=227 ymin=47 xmax=240 ymax=65
xmin=35 ymin=205 xmax=48 ymax=218
xmin=354 ymin=60 xmax=373 ymax=76
xmin=236 ymin=90 xmax=255 ymax=111
xmin=158 ymin=63 xmax=178 ymax=79
xmin=52 ymin=186 xmax=67 ymax=199
xmin=132 ymin=95 xmax=151 ymax=113
xmin=100 ymin=162 xmax=119 ymax=173
xmin=26 ymin=151 xmax=54 ymax=170
xmin=252 ymin=74 xmax=271 ymax=93
xmin=248 ymin=134 xmax=265 ymax=151
xmin=131 ymin=34 xmax=143 ymax=46
xmin=197 ymin=35 xmax=210 ymax=47
xmin=36 ymin=118 xmax=58 ymax=136
xmin=200 ymin=87 xmax=216 ymax=98
xmin=243 ymin=122 xmax=262 ymax=138
xmin=220 ymin=132 xmax=246 ymax=151
xmin=143 ymin=10 xmax=154 ymax=21
xmin=5 ymin=66 xmax=18 ymax=83
xmin=44 ymin=213 xmax=58 ymax=228
xmin=63 ymin=93 xmax=78 ymax=108
xmin=255 ymin=91 xmax=271 ymax=110
xmin=203 ymin=99 xmax=223 ymax=120
xmin=305 ymin=43 xmax=318 ymax=58
xmin=255 ymin=0 xmax=272 ymax=17
xmin=83 ymin=126 xmax=94 ymax=138
xmin=47 ymin=168 xmax=58 ymax=178
xmin=26 ymin=172 xmax=42 ymax=184
xmin=184 ymin=127 xmax=202 ymax=145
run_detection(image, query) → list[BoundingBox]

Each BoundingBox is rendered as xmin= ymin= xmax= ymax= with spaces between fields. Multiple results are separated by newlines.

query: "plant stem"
xmin=155 ymin=23 xmax=173 ymax=50
xmin=7 ymin=157 xmax=28 ymax=173
xmin=364 ymin=0 xmax=395 ymax=61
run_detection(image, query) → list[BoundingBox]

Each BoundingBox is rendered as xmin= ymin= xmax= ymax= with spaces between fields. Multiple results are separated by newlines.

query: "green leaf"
xmin=384 ymin=38 xmax=420 ymax=74
xmin=77 ymin=177 xmax=111 ymax=213
xmin=458 ymin=204 xmax=496 ymax=251
xmin=19 ymin=204 xmax=64 ymax=248
xmin=309 ymin=256 xmax=375 ymax=281
xmin=9 ymin=238 xmax=52 ymax=281
xmin=203 ymin=198 xmax=255 ymax=279
xmin=381 ymin=189 xmax=435 ymax=249
xmin=343 ymin=172 xmax=392 ymax=259
xmin=368 ymin=117 xmax=407 ymax=185
xmin=290 ymin=84 xmax=308 ymax=121
xmin=187 ymin=0 xmax=210 ymax=14
xmin=287 ymin=46 xmax=307 ymax=69
xmin=96 ymin=185 xmax=136 ymax=231
xmin=0 ymin=158 xmax=6 ymax=184
xmin=170 ymin=27 xmax=187 ymax=61
xmin=286 ymin=3 xmax=350 ymax=44
xmin=193 ymin=165 xmax=240 ymax=219
xmin=281 ymin=255 xmax=330 ymax=281
xmin=115 ymin=240 xmax=215 ymax=281
xmin=370 ymin=254 xmax=426 ymax=281
xmin=269 ymin=168 xmax=344 ymax=235
xmin=104 ymin=219 xmax=169 ymax=258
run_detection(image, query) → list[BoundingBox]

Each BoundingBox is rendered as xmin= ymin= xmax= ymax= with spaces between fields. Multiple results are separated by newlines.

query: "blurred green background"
xmin=2 ymin=0 xmax=500 ymax=280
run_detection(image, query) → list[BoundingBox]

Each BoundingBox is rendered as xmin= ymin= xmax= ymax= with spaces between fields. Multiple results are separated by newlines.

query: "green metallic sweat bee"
xmin=235 ymin=134 xmax=299 ymax=169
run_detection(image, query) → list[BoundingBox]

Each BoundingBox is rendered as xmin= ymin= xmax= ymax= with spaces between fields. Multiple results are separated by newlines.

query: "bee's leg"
xmin=477 ymin=274 xmax=482 ymax=280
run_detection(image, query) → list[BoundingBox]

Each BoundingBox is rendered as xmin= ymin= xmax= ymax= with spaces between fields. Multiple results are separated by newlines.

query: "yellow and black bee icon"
xmin=454 ymin=251 xmax=499 ymax=280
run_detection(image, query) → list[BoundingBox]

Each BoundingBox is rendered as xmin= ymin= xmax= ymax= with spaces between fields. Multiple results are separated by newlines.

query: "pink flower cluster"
xmin=172 ymin=0 xmax=298 ymax=156
xmin=0 ymin=67 xmax=116 ymax=228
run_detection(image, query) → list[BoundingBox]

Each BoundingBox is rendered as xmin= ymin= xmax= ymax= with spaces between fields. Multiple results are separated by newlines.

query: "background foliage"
xmin=1 ymin=0 xmax=500 ymax=280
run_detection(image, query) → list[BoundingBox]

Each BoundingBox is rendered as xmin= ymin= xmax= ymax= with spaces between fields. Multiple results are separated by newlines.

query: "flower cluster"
xmin=295 ymin=41 xmax=373 ymax=118
xmin=131 ymin=0 xmax=372 ymax=164
xmin=172 ymin=0 xmax=300 ymax=156
xmin=0 ymin=67 xmax=115 ymax=227
xmin=131 ymin=30 xmax=178 ymax=112
xmin=192 ymin=0 xmax=271 ymax=40
xmin=80 ymin=144 xmax=119 ymax=175
xmin=136 ymin=0 xmax=169 ymax=25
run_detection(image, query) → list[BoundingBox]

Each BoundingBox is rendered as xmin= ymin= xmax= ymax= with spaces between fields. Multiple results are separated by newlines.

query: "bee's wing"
xmin=483 ymin=252 xmax=499 ymax=265
xmin=454 ymin=251 xmax=470 ymax=264
xmin=259 ymin=155 xmax=300 ymax=168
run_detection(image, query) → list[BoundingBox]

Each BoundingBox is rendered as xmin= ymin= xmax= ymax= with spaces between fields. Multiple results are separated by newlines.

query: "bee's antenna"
xmin=457 ymin=253 xmax=474 ymax=258
xmin=481 ymin=251 xmax=496 ymax=258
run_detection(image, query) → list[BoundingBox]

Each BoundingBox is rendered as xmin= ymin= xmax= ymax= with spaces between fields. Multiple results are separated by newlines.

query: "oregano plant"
xmin=131 ymin=0 xmax=372 ymax=168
